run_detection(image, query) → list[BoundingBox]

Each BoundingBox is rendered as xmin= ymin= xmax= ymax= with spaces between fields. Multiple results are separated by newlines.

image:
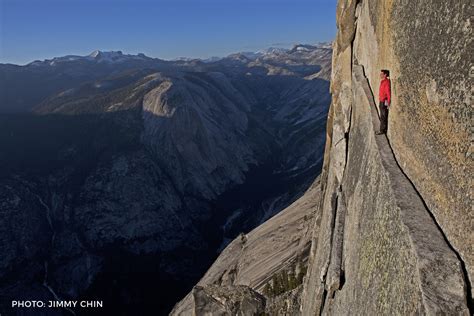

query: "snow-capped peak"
xmin=84 ymin=50 xmax=152 ymax=63
xmin=89 ymin=50 xmax=101 ymax=58
xmin=88 ymin=50 xmax=124 ymax=60
xmin=25 ymin=50 xmax=152 ymax=67
xmin=260 ymin=47 xmax=289 ymax=55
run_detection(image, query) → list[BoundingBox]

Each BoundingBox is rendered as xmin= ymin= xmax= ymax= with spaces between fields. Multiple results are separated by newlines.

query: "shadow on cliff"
xmin=0 ymin=109 xmax=142 ymax=178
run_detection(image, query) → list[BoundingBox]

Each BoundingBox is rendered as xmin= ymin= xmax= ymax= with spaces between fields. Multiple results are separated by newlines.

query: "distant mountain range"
xmin=17 ymin=43 xmax=332 ymax=66
xmin=28 ymin=50 xmax=153 ymax=66
xmin=0 ymin=43 xmax=332 ymax=114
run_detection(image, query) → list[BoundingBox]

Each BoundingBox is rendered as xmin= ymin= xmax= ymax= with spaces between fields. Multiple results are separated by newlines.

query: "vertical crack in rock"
xmin=326 ymin=188 xmax=346 ymax=295
xmin=317 ymin=191 xmax=338 ymax=316
xmin=323 ymin=188 xmax=347 ymax=312
xmin=350 ymin=0 xmax=362 ymax=72
xmin=318 ymin=289 xmax=328 ymax=316
xmin=320 ymin=192 xmax=338 ymax=284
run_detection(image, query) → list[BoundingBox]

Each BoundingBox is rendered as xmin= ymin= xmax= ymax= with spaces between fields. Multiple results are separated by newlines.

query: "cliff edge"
xmin=301 ymin=0 xmax=471 ymax=314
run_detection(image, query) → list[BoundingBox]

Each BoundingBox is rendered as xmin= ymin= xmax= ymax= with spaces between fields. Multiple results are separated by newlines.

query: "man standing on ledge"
xmin=376 ymin=69 xmax=391 ymax=135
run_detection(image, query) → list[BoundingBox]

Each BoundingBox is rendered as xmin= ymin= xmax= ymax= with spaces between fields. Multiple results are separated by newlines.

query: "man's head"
xmin=380 ymin=69 xmax=390 ymax=79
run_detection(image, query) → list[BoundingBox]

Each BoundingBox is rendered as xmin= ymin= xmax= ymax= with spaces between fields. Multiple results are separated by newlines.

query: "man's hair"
xmin=381 ymin=69 xmax=390 ymax=77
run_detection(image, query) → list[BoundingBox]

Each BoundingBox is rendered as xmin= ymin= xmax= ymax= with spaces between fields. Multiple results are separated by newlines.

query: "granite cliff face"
xmin=301 ymin=1 xmax=471 ymax=314
xmin=172 ymin=0 xmax=472 ymax=314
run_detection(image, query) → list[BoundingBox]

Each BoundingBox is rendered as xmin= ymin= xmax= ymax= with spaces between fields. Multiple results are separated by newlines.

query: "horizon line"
xmin=0 ymin=41 xmax=334 ymax=66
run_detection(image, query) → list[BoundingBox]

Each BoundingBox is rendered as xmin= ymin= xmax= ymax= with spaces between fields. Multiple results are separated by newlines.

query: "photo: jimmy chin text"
xmin=11 ymin=300 xmax=103 ymax=309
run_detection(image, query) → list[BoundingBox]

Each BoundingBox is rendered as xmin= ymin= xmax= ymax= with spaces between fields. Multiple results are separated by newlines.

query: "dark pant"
xmin=378 ymin=101 xmax=389 ymax=133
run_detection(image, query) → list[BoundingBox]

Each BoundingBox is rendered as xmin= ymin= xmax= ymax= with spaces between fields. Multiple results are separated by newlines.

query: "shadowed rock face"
xmin=0 ymin=45 xmax=331 ymax=314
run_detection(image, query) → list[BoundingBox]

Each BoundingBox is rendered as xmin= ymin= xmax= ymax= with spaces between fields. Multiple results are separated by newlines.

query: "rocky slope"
xmin=172 ymin=0 xmax=472 ymax=314
xmin=171 ymin=178 xmax=321 ymax=315
xmin=0 ymin=45 xmax=331 ymax=315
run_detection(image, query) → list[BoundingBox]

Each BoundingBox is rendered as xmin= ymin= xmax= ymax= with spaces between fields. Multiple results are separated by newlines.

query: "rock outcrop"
xmin=302 ymin=0 xmax=472 ymax=314
xmin=171 ymin=179 xmax=321 ymax=315
xmin=171 ymin=285 xmax=266 ymax=316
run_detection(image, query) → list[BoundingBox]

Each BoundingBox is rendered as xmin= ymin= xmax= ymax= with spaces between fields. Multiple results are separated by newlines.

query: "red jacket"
xmin=379 ymin=78 xmax=391 ymax=104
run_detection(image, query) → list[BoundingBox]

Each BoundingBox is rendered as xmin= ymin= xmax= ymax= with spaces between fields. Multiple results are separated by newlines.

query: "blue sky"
xmin=0 ymin=0 xmax=337 ymax=65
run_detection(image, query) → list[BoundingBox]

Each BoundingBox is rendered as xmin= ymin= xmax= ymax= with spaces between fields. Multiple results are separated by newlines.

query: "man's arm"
xmin=387 ymin=80 xmax=391 ymax=105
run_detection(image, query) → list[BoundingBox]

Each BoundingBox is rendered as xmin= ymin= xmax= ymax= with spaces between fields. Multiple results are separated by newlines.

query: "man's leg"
xmin=378 ymin=102 xmax=388 ymax=133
